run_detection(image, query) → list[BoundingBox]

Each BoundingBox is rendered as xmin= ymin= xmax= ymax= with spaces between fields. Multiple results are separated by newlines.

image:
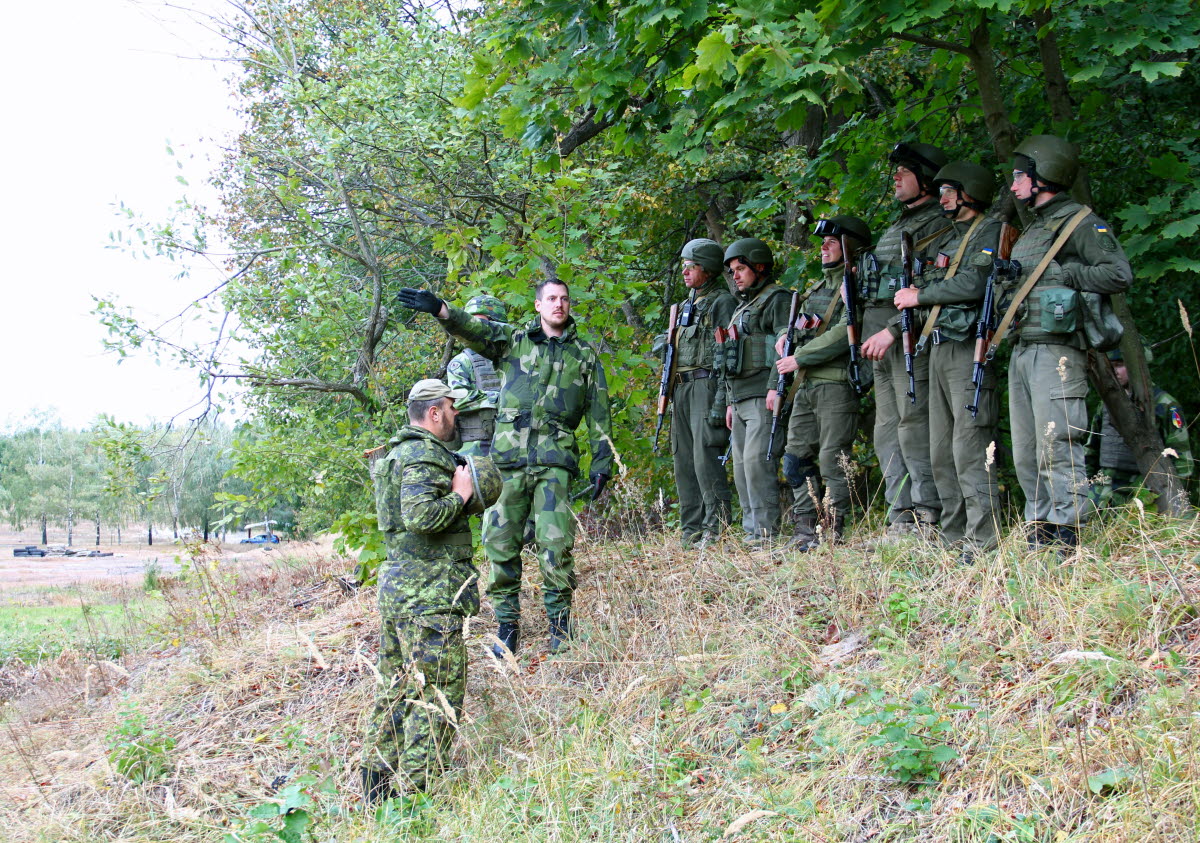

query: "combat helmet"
xmin=461 ymin=454 xmax=503 ymax=515
xmin=1013 ymin=135 xmax=1079 ymax=191
xmin=934 ymin=161 xmax=997 ymax=213
xmin=464 ymin=294 xmax=508 ymax=322
xmin=680 ymin=238 xmax=725 ymax=276
xmin=889 ymin=142 xmax=949 ymax=195
xmin=812 ymin=215 xmax=872 ymax=247
xmin=723 ymin=237 xmax=774 ymax=269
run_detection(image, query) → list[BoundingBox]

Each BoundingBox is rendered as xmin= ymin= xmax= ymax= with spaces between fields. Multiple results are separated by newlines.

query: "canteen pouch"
xmin=1080 ymin=291 xmax=1124 ymax=351
xmin=1035 ymin=287 xmax=1079 ymax=335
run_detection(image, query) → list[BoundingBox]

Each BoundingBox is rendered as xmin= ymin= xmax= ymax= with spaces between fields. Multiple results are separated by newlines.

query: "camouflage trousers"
xmin=361 ymin=612 xmax=466 ymax=791
xmin=485 ymin=465 xmax=576 ymax=624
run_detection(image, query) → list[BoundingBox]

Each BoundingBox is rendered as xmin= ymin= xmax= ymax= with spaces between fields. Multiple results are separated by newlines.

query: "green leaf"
xmin=930 ymin=745 xmax=958 ymax=763
xmin=1131 ymin=61 xmax=1185 ymax=82
xmin=1087 ymin=767 xmax=1132 ymax=796
xmin=694 ymin=32 xmax=734 ymax=75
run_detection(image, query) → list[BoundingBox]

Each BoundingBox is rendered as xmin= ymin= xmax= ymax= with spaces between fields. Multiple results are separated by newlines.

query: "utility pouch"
xmin=1080 ymin=291 xmax=1124 ymax=351
xmin=372 ymin=455 xmax=403 ymax=533
xmin=725 ymin=335 xmax=745 ymax=377
xmin=1037 ymin=287 xmax=1079 ymax=335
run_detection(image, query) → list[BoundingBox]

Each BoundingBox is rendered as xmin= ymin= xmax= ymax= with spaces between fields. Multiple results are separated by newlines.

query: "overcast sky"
xmin=1 ymin=0 xmax=242 ymax=432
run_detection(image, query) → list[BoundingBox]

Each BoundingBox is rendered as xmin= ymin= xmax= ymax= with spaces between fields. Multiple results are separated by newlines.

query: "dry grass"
xmin=1 ymin=511 xmax=1199 ymax=842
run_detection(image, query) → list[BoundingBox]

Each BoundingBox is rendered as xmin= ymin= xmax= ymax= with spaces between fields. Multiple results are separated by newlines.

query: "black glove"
xmin=397 ymin=287 xmax=444 ymax=315
xmin=589 ymin=472 xmax=610 ymax=500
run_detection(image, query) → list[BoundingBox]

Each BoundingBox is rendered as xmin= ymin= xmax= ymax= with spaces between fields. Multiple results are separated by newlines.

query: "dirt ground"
xmin=0 ymin=526 xmax=294 ymax=592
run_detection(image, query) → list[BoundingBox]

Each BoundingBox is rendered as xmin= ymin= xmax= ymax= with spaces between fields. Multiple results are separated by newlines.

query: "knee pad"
xmin=782 ymin=454 xmax=817 ymax=488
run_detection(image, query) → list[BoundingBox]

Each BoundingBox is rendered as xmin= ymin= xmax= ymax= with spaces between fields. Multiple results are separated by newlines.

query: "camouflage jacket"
xmin=776 ymin=265 xmax=851 ymax=384
xmin=371 ymin=424 xmax=478 ymax=618
xmin=919 ymin=215 xmax=1003 ymax=343
xmin=446 ymin=348 xmax=501 ymax=415
xmin=1087 ymin=387 xmax=1193 ymax=479
xmin=439 ymin=304 xmax=614 ymax=477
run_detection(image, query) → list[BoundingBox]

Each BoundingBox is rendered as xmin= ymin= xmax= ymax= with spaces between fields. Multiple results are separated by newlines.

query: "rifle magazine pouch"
xmin=724 ymin=335 xmax=744 ymax=377
xmin=1035 ymin=287 xmax=1079 ymax=335
xmin=1080 ymin=291 xmax=1124 ymax=351
xmin=712 ymin=340 xmax=727 ymax=377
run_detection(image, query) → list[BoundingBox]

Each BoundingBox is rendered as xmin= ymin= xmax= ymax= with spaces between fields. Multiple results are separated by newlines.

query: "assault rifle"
xmin=898 ymin=232 xmax=919 ymax=404
xmin=839 ymin=233 xmax=865 ymax=394
xmin=653 ymin=301 xmax=681 ymax=452
xmin=966 ymin=223 xmax=1021 ymax=418
xmin=766 ymin=291 xmax=802 ymax=461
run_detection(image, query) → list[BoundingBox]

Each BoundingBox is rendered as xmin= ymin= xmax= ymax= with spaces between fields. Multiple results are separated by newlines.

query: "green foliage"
xmin=855 ymin=690 xmax=964 ymax=785
xmin=225 ymin=772 xmax=338 ymax=843
xmin=106 ymin=701 xmax=176 ymax=783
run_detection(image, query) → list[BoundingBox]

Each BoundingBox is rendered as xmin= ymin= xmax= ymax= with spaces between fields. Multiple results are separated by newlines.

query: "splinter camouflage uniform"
xmin=438 ymin=304 xmax=613 ymax=625
xmin=1087 ymin=387 xmax=1193 ymax=507
xmin=446 ymin=348 xmax=502 ymax=457
xmin=362 ymin=424 xmax=476 ymax=790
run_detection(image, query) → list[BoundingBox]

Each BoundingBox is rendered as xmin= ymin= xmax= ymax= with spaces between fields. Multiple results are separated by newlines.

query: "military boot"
xmin=1026 ymin=521 xmax=1054 ymax=549
xmin=360 ymin=767 xmax=392 ymax=807
xmin=790 ymin=515 xmax=820 ymax=552
xmin=1053 ymin=523 xmax=1079 ymax=548
xmin=492 ymin=622 xmax=520 ymax=659
xmin=548 ymin=610 xmax=572 ymax=654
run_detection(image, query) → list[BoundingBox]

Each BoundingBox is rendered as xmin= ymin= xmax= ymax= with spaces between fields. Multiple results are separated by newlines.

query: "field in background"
xmin=0 ymin=518 xmax=1198 ymax=841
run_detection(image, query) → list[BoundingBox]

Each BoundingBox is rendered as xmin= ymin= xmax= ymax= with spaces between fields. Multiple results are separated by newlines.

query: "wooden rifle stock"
xmin=653 ymin=303 xmax=679 ymax=452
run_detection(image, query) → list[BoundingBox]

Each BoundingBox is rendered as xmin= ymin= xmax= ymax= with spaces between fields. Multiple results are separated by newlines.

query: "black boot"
xmin=1026 ymin=521 xmax=1054 ymax=549
xmin=492 ymin=622 xmax=520 ymax=658
xmin=789 ymin=516 xmax=819 ymax=551
xmin=548 ymin=611 xmax=572 ymax=654
xmin=1053 ymin=523 xmax=1079 ymax=548
xmin=360 ymin=767 xmax=392 ymax=807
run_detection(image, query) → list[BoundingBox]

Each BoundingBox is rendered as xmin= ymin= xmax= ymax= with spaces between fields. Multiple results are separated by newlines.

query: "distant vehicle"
xmin=239 ymin=534 xmax=280 ymax=545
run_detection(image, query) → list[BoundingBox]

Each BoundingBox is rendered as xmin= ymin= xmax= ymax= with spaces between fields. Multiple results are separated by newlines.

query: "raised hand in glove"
xmin=589 ymin=471 xmax=611 ymax=500
xmin=397 ymin=288 xmax=444 ymax=315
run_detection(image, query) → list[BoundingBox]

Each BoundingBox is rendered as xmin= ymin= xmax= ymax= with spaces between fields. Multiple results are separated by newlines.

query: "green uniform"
xmin=1088 ymin=387 xmax=1192 ymax=506
xmin=922 ymin=215 xmax=1003 ymax=550
xmin=1002 ymin=194 xmax=1133 ymax=526
xmin=718 ymin=277 xmax=793 ymax=538
xmin=363 ymin=424 xmax=476 ymax=790
xmin=862 ymin=200 xmax=951 ymax=525
xmin=446 ymin=347 xmax=502 ymax=457
xmin=781 ymin=265 xmax=859 ymax=526
xmin=438 ymin=304 xmax=613 ymax=624
xmin=669 ymin=277 xmax=736 ymax=544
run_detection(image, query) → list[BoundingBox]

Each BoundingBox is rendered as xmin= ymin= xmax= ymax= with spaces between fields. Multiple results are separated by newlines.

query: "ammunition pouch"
xmin=371 ymin=453 xmax=403 ymax=533
xmin=457 ymin=408 xmax=496 ymax=443
xmin=1080 ymin=291 xmax=1124 ymax=351
xmin=1034 ymin=286 xmax=1079 ymax=335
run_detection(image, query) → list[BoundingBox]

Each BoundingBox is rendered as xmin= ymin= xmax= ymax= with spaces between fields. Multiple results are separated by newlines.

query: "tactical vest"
xmin=722 ymin=283 xmax=789 ymax=381
xmin=1098 ymin=408 xmax=1140 ymax=474
xmin=862 ymin=202 xmax=950 ymax=303
xmin=675 ymin=287 xmax=723 ymax=371
xmin=457 ymin=350 xmax=500 ymax=443
xmin=1007 ymin=198 xmax=1090 ymax=346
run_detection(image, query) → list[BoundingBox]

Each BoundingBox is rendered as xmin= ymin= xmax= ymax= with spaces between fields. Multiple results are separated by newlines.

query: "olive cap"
xmin=464 ymin=294 xmax=508 ymax=321
xmin=1013 ymin=135 xmax=1079 ymax=188
xmin=724 ymin=237 xmax=774 ymax=268
xmin=407 ymin=379 xmax=469 ymax=404
xmin=934 ymin=161 xmax=997 ymax=207
xmin=681 ymin=238 xmax=725 ymax=276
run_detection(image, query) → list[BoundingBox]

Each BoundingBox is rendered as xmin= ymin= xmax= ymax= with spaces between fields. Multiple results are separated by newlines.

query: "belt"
xmin=674 ymin=368 xmax=711 ymax=384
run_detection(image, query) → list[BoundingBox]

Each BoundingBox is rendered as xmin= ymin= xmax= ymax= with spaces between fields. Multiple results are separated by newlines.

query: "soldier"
xmin=861 ymin=142 xmax=951 ymax=538
xmin=1087 ymin=346 xmax=1192 ymax=507
xmin=1003 ymin=134 xmax=1132 ymax=547
xmin=361 ymin=379 xmax=476 ymax=803
xmin=397 ymin=280 xmax=613 ymax=654
xmin=446 ymin=294 xmax=508 ymax=457
xmin=719 ymin=238 xmax=793 ymax=544
xmin=669 ymin=238 xmax=736 ymax=547
xmin=773 ymin=215 xmax=870 ymax=550
xmin=893 ymin=162 xmax=1003 ymax=559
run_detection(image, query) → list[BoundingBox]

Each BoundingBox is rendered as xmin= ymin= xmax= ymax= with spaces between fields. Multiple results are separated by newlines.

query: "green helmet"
xmin=723 ymin=237 xmax=774 ymax=269
xmin=680 ymin=238 xmax=725 ymax=276
xmin=889 ymin=142 xmax=948 ymax=193
xmin=1013 ymin=134 xmax=1079 ymax=189
xmin=812 ymin=215 xmax=872 ymax=247
xmin=1107 ymin=341 xmax=1153 ymax=365
xmin=464 ymin=294 xmax=508 ymax=322
xmin=462 ymin=454 xmax=503 ymax=515
xmin=934 ymin=161 xmax=997 ymax=210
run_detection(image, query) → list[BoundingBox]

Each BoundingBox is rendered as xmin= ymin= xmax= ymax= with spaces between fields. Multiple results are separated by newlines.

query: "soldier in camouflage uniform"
xmin=1003 ymin=135 xmax=1132 ymax=547
xmin=398 ymin=282 xmax=613 ymax=655
xmin=361 ymin=379 xmax=476 ymax=803
xmin=861 ymin=142 xmax=951 ymax=537
xmin=1087 ymin=346 xmax=1192 ymax=507
xmin=893 ymin=162 xmax=1003 ymax=558
xmin=773 ymin=215 xmax=870 ymax=550
xmin=669 ymin=238 xmax=736 ymax=547
xmin=446 ymin=295 xmax=508 ymax=458
xmin=718 ymin=238 xmax=794 ymax=543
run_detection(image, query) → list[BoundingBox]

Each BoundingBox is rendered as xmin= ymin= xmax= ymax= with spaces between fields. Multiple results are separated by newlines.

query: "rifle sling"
xmin=785 ymin=283 xmax=848 ymax=403
xmin=919 ymin=216 xmax=985 ymax=342
xmin=987 ymin=205 xmax=1092 ymax=357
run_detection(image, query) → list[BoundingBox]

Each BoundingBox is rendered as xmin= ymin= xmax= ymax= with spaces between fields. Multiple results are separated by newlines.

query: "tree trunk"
xmin=95 ymin=513 xmax=101 ymax=547
xmin=148 ymin=523 xmax=153 ymax=546
xmin=1087 ymin=350 xmax=1190 ymax=516
xmin=41 ymin=515 xmax=47 ymax=546
xmin=968 ymin=17 xmax=1018 ymax=164
xmin=203 ymin=512 xmax=210 ymax=542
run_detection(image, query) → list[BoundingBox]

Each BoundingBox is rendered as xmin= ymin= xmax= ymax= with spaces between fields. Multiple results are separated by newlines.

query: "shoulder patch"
xmin=971 ymin=248 xmax=993 ymax=268
xmin=1171 ymin=407 xmax=1184 ymax=429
